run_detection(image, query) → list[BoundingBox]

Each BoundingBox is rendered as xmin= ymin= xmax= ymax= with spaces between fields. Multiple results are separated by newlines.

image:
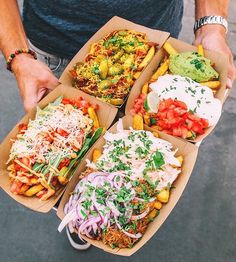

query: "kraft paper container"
xmin=59 ymin=16 xmax=170 ymax=107
xmin=57 ymin=115 xmax=198 ymax=256
xmin=0 ymin=84 xmax=118 ymax=213
xmin=125 ymin=37 xmax=228 ymax=143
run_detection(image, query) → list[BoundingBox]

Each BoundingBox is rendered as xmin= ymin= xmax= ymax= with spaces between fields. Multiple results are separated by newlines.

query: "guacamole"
xmin=169 ymin=51 xmax=219 ymax=82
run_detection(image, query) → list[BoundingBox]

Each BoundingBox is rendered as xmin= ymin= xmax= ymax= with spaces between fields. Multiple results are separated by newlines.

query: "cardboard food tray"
xmin=57 ymin=115 xmax=198 ymax=256
xmin=125 ymin=37 xmax=228 ymax=143
xmin=59 ymin=16 xmax=170 ymax=107
xmin=0 ymin=84 xmax=118 ymax=213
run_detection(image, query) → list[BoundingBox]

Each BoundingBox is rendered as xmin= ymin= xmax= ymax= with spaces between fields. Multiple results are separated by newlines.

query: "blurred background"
xmin=0 ymin=1 xmax=236 ymax=262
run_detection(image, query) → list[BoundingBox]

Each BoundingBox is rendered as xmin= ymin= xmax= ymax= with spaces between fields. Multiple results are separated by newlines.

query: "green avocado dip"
xmin=169 ymin=51 xmax=219 ymax=82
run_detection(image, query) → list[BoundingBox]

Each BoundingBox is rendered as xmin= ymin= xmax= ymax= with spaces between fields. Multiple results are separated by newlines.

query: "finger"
xmin=22 ymin=83 xmax=44 ymax=112
xmin=227 ymin=63 xmax=236 ymax=89
xmin=23 ymin=96 xmax=38 ymax=112
xmin=46 ymin=75 xmax=59 ymax=90
xmin=226 ymin=78 xmax=232 ymax=89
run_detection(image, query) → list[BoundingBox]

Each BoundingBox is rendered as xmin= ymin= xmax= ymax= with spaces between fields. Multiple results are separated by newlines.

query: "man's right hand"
xmin=12 ymin=54 xmax=59 ymax=112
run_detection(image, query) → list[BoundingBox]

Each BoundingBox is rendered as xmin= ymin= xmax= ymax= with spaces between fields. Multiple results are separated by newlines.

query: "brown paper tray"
xmin=125 ymin=37 xmax=228 ymax=143
xmin=59 ymin=16 xmax=170 ymax=107
xmin=0 ymin=84 xmax=118 ymax=213
xmin=57 ymin=115 xmax=198 ymax=256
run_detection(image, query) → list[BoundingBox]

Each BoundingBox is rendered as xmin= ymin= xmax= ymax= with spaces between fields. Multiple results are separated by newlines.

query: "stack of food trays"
xmin=0 ymin=16 xmax=230 ymax=255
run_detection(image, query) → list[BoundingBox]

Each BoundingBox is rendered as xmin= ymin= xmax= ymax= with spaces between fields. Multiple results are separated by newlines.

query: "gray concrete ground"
xmin=0 ymin=1 xmax=236 ymax=262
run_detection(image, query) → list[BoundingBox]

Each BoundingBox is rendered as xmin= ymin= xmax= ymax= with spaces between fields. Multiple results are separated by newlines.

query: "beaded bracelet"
xmin=6 ymin=48 xmax=37 ymax=71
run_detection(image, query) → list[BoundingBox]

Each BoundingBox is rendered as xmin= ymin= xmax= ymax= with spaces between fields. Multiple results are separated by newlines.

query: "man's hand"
xmin=194 ymin=25 xmax=236 ymax=88
xmin=12 ymin=54 xmax=59 ymax=112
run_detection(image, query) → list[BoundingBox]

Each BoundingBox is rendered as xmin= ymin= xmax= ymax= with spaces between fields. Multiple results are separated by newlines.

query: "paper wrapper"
xmin=125 ymin=37 xmax=228 ymax=143
xmin=0 ymin=84 xmax=118 ymax=213
xmin=59 ymin=16 xmax=170 ymax=107
xmin=57 ymin=115 xmax=198 ymax=256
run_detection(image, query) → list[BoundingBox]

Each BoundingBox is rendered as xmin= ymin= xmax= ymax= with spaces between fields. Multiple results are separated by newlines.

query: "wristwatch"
xmin=194 ymin=15 xmax=228 ymax=33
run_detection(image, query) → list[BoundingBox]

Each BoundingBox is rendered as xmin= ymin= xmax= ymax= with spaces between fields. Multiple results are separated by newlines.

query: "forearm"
xmin=195 ymin=0 xmax=229 ymax=19
xmin=0 ymin=0 xmax=28 ymax=59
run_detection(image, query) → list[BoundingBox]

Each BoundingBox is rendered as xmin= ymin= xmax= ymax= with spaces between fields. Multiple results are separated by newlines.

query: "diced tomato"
xmin=37 ymin=189 xmax=47 ymax=199
xmin=69 ymin=69 xmax=78 ymax=78
xmin=173 ymin=100 xmax=188 ymax=110
xmin=201 ymin=118 xmax=209 ymax=128
xmin=21 ymin=157 xmax=31 ymax=168
xmin=58 ymin=158 xmax=70 ymax=170
xmin=131 ymin=94 xmax=146 ymax=116
xmin=56 ymin=128 xmax=69 ymax=137
xmin=61 ymin=98 xmax=71 ymax=105
xmin=10 ymin=180 xmax=23 ymax=194
xmin=18 ymin=123 xmax=28 ymax=134
xmin=155 ymin=98 xmax=209 ymax=139
xmin=91 ymin=103 xmax=99 ymax=110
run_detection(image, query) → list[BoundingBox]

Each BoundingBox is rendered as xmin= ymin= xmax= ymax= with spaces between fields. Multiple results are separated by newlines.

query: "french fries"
xmin=133 ymin=71 xmax=141 ymax=80
xmin=24 ymin=184 xmax=44 ymax=197
xmin=177 ymin=155 xmax=184 ymax=166
xmin=152 ymin=131 xmax=159 ymax=138
xmin=92 ymin=149 xmax=102 ymax=163
xmin=149 ymin=209 xmax=159 ymax=219
xmin=197 ymin=44 xmax=204 ymax=56
xmin=141 ymin=83 xmax=149 ymax=94
xmin=143 ymin=114 xmax=151 ymax=125
xmin=154 ymin=201 xmax=162 ymax=210
xmin=138 ymin=46 xmax=155 ymax=70
xmin=133 ymin=114 xmax=144 ymax=130
xmin=151 ymin=59 xmax=169 ymax=82
xmin=163 ymin=42 xmax=178 ymax=55
xmin=157 ymin=189 xmax=170 ymax=203
xmin=88 ymin=107 xmax=100 ymax=128
xmin=200 ymin=81 xmax=221 ymax=89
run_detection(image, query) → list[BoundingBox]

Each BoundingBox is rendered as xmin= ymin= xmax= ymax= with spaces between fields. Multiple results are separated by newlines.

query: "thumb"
xmin=22 ymin=84 xmax=44 ymax=112
xmin=46 ymin=74 xmax=59 ymax=90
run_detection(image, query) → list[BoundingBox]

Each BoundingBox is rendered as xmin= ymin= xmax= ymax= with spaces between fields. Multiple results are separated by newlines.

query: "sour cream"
xmin=149 ymin=74 xmax=222 ymax=126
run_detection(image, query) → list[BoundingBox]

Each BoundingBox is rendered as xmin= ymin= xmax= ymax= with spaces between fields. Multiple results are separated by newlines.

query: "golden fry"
xmin=88 ymin=107 xmax=100 ymax=128
xmin=24 ymin=184 xmax=44 ymax=197
xmin=176 ymin=155 xmax=184 ymax=166
xmin=151 ymin=59 xmax=170 ymax=82
xmin=141 ymin=83 xmax=149 ymax=94
xmin=149 ymin=209 xmax=159 ymax=219
xmin=200 ymin=81 xmax=220 ymax=89
xmin=133 ymin=114 xmax=144 ymax=130
xmin=138 ymin=46 xmax=155 ymax=70
xmin=19 ymin=184 xmax=30 ymax=194
xmin=92 ymin=149 xmax=102 ymax=163
xmin=157 ymin=189 xmax=170 ymax=203
xmin=163 ymin=42 xmax=178 ymax=55
xmin=197 ymin=44 xmax=204 ymax=56
xmin=58 ymin=176 xmax=69 ymax=185
xmin=154 ymin=201 xmax=162 ymax=210
xmin=133 ymin=71 xmax=141 ymax=80
xmin=143 ymin=114 xmax=150 ymax=126
xmin=152 ymin=131 xmax=159 ymax=138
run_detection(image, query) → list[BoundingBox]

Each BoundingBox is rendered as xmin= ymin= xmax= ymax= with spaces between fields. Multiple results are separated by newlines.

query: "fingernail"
xmin=226 ymin=78 xmax=232 ymax=89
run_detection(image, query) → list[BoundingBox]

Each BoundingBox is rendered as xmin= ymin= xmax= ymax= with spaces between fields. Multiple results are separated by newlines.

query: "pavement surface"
xmin=0 ymin=1 xmax=236 ymax=262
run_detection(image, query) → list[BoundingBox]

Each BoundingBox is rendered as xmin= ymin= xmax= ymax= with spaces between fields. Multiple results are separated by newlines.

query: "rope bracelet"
xmin=6 ymin=48 xmax=37 ymax=72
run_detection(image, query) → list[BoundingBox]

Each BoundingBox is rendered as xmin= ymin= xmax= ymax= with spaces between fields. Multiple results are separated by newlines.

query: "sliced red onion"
xmin=114 ymin=216 xmax=142 ymax=239
xmin=131 ymin=207 xmax=150 ymax=221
